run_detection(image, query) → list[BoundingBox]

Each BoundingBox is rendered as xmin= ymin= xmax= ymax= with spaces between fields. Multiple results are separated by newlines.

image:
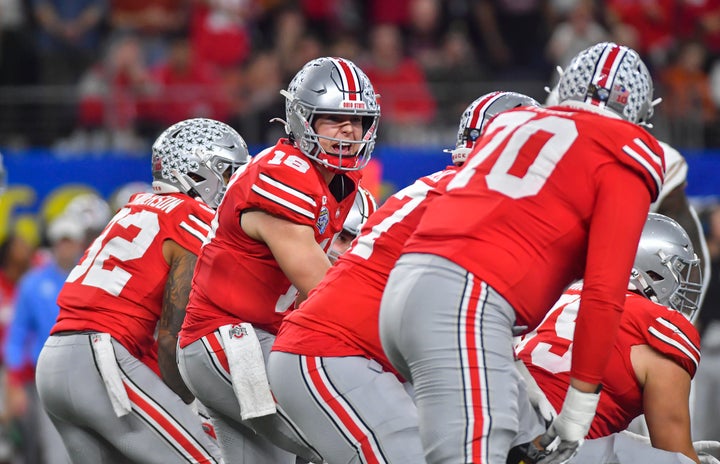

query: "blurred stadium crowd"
xmin=1 ymin=0 xmax=720 ymax=151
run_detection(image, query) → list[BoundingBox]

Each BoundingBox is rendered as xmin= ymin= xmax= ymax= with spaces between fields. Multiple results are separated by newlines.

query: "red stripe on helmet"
xmin=336 ymin=58 xmax=360 ymax=100
xmin=596 ymin=44 xmax=621 ymax=90
xmin=465 ymin=92 xmax=502 ymax=148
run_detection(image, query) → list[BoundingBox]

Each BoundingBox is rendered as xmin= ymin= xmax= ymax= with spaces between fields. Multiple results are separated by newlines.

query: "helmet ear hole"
xmin=187 ymin=172 xmax=205 ymax=183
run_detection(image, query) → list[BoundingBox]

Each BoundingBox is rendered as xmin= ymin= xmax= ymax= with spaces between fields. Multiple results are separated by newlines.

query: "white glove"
xmin=696 ymin=441 xmax=720 ymax=459
xmin=537 ymin=439 xmax=581 ymax=464
xmin=515 ymin=359 xmax=557 ymax=425
xmin=699 ymin=453 xmax=720 ymax=464
xmin=537 ymin=385 xmax=600 ymax=464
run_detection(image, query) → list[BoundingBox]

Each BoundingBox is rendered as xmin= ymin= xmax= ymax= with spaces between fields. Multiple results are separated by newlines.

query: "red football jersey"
xmin=402 ymin=105 xmax=665 ymax=384
xmin=54 ymin=193 xmax=215 ymax=373
xmin=516 ymin=285 xmax=700 ymax=438
xmin=273 ymin=167 xmax=458 ymax=375
xmin=179 ymin=140 xmax=360 ymax=345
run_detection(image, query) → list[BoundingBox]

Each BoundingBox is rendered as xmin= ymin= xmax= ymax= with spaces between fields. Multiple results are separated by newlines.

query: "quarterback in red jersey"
xmin=516 ymin=213 xmax=705 ymax=463
xmin=267 ymin=92 xmax=541 ymax=464
xmin=379 ymin=42 xmax=665 ymax=464
xmin=177 ymin=56 xmax=380 ymax=464
xmin=35 ymin=118 xmax=249 ymax=463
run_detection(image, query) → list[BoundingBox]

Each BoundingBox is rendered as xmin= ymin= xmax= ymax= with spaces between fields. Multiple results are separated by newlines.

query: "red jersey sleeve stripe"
xmin=647 ymin=326 xmax=699 ymax=370
xmin=257 ymin=173 xmax=317 ymax=207
xmin=188 ymin=214 xmax=212 ymax=233
xmin=179 ymin=221 xmax=209 ymax=244
xmin=621 ymin=141 xmax=663 ymax=196
xmin=251 ymin=185 xmax=315 ymax=219
xmin=656 ymin=317 xmax=701 ymax=358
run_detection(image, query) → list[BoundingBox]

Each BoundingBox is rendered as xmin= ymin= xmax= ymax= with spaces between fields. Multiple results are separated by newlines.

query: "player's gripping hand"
xmin=535 ymin=385 xmax=600 ymax=464
xmin=515 ymin=359 xmax=557 ymax=426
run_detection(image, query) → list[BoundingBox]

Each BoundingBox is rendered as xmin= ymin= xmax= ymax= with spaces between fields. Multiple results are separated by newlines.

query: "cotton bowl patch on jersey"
xmin=317 ymin=206 xmax=330 ymax=234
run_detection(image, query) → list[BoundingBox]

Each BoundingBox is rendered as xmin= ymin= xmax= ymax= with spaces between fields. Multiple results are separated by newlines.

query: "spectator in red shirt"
xmin=189 ymin=0 xmax=255 ymax=71
xmin=148 ymin=34 xmax=231 ymax=127
xmin=605 ymin=0 xmax=674 ymax=67
xmin=363 ymin=23 xmax=436 ymax=127
xmin=109 ymin=0 xmax=189 ymax=66
xmin=75 ymin=34 xmax=155 ymax=151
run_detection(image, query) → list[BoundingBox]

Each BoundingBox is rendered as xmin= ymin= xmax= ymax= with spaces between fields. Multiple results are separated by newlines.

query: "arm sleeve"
xmin=651 ymin=141 xmax=687 ymax=210
xmin=632 ymin=299 xmax=702 ymax=377
xmin=246 ymin=166 xmax=319 ymax=228
xmin=572 ymin=164 xmax=653 ymax=384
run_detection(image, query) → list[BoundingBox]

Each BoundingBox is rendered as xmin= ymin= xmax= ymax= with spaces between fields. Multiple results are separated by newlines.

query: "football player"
xmin=546 ymin=73 xmax=710 ymax=317
xmin=177 ymin=57 xmax=379 ymax=464
xmin=35 ymin=118 xmax=249 ymax=463
xmin=266 ymin=91 xmax=541 ymax=464
xmin=516 ymin=213 xmax=709 ymax=464
xmin=378 ymin=42 xmax=665 ymax=464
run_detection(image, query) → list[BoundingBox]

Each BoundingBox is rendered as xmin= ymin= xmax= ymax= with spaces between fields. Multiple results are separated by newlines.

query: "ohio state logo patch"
xmin=230 ymin=324 xmax=248 ymax=339
xmin=316 ymin=207 xmax=330 ymax=234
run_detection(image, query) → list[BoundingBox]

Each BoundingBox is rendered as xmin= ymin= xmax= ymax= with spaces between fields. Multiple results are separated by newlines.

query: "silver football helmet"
xmin=557 ymin=42 xmax=656 ymax=125
xmin=327 ymin=186 xmax=377 ymax=263
xmin=280 ymin=57 xmax=380 ymax=172
xmin=629 ymin=213 xmax=703 ymax=320
xmin=448 ymin=91 xmax=541 ymax=166
xmin=151 ymin=118 xmax=250 ymax=208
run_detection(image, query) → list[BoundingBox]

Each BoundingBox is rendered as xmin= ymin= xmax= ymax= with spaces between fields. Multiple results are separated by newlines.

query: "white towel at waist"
xmin=90 ymin=333 xmax=132 ymax=417
xmin=219 ymin=323 xmax=277 ymax=420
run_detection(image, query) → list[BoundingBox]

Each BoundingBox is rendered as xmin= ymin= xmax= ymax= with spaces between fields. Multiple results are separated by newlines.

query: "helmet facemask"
xmin=174 ymin=152 xmax=247 ymax=209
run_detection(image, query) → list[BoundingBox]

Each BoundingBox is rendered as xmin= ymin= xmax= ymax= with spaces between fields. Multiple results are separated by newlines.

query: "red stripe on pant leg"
xmin=125 ymin=382 xmax=212 ymax=462
xmin=304 ymin=357 xmax=382 ymax=464
xmin=464 ymin=281 xmax=485 ymax=462
xmin=205 ymin=332 xmax=230 ymax=373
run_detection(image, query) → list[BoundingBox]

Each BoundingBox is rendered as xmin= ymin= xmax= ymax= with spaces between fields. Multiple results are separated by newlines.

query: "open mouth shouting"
xmin=330 ymin=142 xmax=354 ymax=156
